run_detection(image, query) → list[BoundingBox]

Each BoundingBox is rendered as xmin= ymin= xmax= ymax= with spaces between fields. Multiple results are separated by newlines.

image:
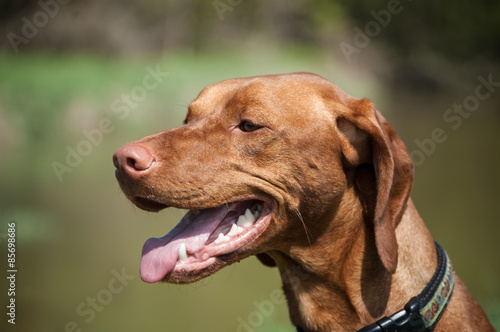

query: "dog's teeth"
xmin=214 ymin=232 xmax=229 ymax=244
xmin=236 ymin=214 xmax=247 ymax=227
xmin=236 ymin=214 xmax=246 ymax=226
xmin=214 ymin=233 xmax=224 ymax=244
xmin=252 ymin=203 xmax=263 ymax=219
xmin=245 ymin=208 xmax=256 ymax=223
xmin=228 ymin=223 xmax=238 ymax=236
xmin=237 ymin=209 xmax=255 ymax=228
xmin=178 ymin=243 xmax=188 ymax=262
xmin=256 ymin=203 xmax=263 ymax=213
xmin=226 ymin=224 xmax=244 ymax=237
xmin=227 ymin=223 xmax=243 ymax=237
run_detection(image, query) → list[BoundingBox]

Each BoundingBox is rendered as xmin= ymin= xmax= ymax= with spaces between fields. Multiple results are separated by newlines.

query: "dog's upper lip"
xmin=139 ymin=198 xmax=273 ymax=283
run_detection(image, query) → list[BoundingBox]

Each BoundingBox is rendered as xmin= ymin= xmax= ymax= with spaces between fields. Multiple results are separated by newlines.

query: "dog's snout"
xmin=113 ymin=144 xmax=155 ymax=178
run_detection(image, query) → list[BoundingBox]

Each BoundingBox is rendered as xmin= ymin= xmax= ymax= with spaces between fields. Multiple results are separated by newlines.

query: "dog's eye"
xmin=239 ymin=121 xmax=261 ymax=132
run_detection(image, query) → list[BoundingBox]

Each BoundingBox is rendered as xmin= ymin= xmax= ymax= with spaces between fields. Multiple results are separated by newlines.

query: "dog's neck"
xmin=269 ymin=199 xmax=437 ymax=332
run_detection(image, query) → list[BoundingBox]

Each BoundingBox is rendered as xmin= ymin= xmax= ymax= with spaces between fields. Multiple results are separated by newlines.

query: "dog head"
xmin=113 ymin=73 xmax=413 ymax=283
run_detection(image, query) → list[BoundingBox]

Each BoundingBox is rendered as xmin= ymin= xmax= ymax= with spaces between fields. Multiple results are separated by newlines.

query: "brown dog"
xmin=113 ymin=73 xmax=494 ymax=331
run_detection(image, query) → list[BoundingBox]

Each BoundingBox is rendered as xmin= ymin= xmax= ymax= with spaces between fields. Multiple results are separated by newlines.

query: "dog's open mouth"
xmin=140 ymin=199 xmax=272 ymax=283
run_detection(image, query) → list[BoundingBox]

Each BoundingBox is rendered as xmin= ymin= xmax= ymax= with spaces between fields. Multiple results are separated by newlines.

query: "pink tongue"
xmin=140 ymin=206 xmax=229 ymax=283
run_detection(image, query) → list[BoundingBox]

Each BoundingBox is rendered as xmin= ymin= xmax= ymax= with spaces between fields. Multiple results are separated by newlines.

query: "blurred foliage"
xmin=336 ymin=0 xmax=500 ymax=91
xmin=1 ymin=0 xmax=497 ymax=95
xmin=337 ymin=0 xmax=500 ymax=61
xmin=1 ymin=0 xmax=498 ymax=61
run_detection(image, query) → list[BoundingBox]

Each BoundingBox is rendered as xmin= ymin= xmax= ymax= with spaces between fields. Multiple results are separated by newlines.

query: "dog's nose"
xmin=113 ymin=144 xmax=155 ymax=178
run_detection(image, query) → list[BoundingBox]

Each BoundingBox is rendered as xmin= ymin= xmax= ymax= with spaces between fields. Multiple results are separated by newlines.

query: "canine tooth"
xmin=178 ymin=243 xmax=188 ymax=262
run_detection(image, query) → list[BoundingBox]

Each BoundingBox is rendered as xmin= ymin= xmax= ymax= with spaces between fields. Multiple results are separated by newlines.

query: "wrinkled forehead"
xmin=188 ymin=74 xmax=357 ymax=120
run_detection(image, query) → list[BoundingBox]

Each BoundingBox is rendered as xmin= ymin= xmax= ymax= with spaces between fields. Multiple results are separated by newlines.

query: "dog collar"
xmin=296 ymin=241 xmax=455 ymax=332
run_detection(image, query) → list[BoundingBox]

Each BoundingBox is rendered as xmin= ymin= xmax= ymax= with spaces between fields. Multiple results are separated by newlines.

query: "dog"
xmin=113 ymin=73 xmax=494 ymax=331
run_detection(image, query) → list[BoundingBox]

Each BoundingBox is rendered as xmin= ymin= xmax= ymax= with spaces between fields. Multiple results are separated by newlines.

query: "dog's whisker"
xmin=294 ymin=208 xmax=312 ymax=247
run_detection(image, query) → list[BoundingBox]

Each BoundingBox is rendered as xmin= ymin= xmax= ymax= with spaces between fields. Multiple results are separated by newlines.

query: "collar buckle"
xmin=358 ymin=297 xmax=426 ymax=332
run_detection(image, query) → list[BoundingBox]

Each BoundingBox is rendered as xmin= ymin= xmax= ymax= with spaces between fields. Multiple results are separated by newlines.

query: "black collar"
xmin=296 ymin=241 xmax=455 ymax=332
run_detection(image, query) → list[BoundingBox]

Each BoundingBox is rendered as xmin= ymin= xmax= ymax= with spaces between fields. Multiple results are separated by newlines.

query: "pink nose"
xmin=113 ymin=144 xmax=155 ymax=178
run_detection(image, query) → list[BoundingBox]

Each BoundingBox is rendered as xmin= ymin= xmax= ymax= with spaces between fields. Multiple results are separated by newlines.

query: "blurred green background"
xmin=0 ymin=1 xmax=499 ymax=331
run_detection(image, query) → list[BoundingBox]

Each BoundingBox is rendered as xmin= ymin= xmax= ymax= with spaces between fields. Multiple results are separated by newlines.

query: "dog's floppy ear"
xmin=336 ymin=99 xmax=414 ymax=274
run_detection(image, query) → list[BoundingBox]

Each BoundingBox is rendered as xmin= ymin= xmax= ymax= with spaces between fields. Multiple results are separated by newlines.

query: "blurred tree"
xmin=338 ymin=0 xmax=500 ymax=61
xmin=0 ymin=0 xmax=35 ymax=20
xmin=1 ymin=0 xmax=498 ymax=83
